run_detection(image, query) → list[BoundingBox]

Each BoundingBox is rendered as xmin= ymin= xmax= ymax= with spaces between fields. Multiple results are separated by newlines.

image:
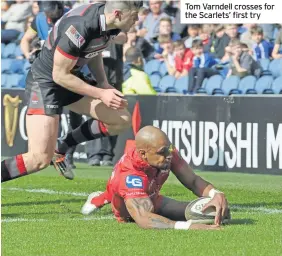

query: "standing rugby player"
xmin=1 ymin=1 xmax=142 ymax=183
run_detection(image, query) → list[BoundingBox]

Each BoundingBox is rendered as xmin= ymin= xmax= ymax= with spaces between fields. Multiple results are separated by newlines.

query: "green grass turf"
xmin=2 ymin=164 xmax=282 ymax=256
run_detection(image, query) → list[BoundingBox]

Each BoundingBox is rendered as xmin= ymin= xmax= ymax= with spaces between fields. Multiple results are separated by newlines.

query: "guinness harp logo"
xmin=3 ymin=94 xmax=22 ymax=147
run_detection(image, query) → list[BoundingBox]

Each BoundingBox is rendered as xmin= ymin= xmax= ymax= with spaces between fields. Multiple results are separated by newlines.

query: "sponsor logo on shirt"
xmin=126 ymin=175 xmax=143 ymax=188
xmin=65 ymin=25 xmax=85 ymax=48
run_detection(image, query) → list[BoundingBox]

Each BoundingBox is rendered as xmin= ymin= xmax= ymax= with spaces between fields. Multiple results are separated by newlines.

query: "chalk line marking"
xmin=2 ymin=187 xmax=282 ymax=214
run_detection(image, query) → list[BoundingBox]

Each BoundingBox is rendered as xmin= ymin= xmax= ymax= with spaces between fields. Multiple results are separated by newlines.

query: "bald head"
xmin=135 ymin=126 xmax=169 ymax=151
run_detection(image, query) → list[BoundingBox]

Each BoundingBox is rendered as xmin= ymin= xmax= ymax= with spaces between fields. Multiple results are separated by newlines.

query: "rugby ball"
xmin=185 ymin=197 xmax=230 ymax=224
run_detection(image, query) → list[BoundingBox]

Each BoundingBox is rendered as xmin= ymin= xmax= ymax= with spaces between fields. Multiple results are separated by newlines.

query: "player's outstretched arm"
xmin=53 ymin=50 xmax=104 ymax=99
xmin=171 ymin=149 xmax=229 ymax=225
xmin=125 ymin=197 xmax=219 ymax=230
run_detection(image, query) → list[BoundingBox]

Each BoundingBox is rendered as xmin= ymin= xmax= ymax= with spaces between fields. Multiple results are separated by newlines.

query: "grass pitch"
xmin=1 ymin=164 xmax=282 ymax=256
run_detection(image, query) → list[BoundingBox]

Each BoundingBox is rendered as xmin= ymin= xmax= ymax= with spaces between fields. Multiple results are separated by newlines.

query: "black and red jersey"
xmin=31 ymin=2 xmax=120 ymax=82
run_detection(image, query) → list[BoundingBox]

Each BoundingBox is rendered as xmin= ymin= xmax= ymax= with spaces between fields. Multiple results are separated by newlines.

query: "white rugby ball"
xmin=185 ymin=197 xmax=217 ymax=224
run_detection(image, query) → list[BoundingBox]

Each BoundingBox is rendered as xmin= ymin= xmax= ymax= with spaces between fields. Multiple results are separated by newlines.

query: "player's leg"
xmin=57 ymin=96 xmax=131 ymax=154
xmin=1 ymin=114 xmax=59 ymax=182
xmin=156 ymin=196 xmax=190 ymax=221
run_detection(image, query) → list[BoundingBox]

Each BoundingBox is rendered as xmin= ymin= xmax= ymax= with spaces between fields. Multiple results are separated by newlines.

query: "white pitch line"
xmin=2 ymin=216 xmax=114 ymax=223
xmin=2 ymin=218 xmax=47 ymax=223
xmin=3 ymin=187 xmax=88 ymax=197
xmin=2 ymin=187 xmax=282 ymax=214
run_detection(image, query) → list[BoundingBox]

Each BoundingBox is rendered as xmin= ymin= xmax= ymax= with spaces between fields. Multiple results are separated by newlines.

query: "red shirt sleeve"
xmin=182 ymin=50 xmax=193 ymax=72
xmin=119 ymin=174 xmax=149 ymax=200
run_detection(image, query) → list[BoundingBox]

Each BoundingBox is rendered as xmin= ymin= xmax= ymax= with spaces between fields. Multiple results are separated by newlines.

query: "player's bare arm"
xmin=171 ymin=149 xmax=228 ymax=224
xmin=125 ymin=197 xmax=175 ymax=229
xmin=87 ymin=53 xmax=128 ymax=109
xmin=87 ymin=53 xmax=110 ymax=88
xmin=53 ymin=49 xmax=104 ymax=99
xmin=125 ymin=197 xmax=220 ymax=230
xmin=20 ymin=28 xmax=37 ymax=59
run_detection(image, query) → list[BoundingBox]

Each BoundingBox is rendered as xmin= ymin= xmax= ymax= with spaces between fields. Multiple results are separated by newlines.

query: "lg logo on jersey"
xmin=126 ymin=175 xmax=143 ymax=188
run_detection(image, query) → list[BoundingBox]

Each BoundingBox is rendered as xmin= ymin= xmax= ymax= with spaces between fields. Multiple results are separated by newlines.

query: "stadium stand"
xmin=255 ymin=76 xmax=274 ymax=94
xmin=221 ymin=75 xmax=240 ymax=95
xmin=237 ymin=76 xmax=257 ymax=94
xmin=149 ymin=73 xmax=162 ymax=88
xmin=1 ymin=2 xmax=281 ymax=95
xmin=271 ymin=76 xmax=282 ymax=94
xmin=159 ymin=75 xmax=176 ymax=92
xmin=175 ymin=76 xmax=188 ymax=94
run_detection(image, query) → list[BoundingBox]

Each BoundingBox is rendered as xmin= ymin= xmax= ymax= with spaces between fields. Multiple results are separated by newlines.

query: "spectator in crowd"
xmin=227 ymin=41 xmax=262 ymax=79
xmin=250 ymin=26 xmax=272 ymax=60
xmin=188 ymin=40 xmax=218 ymax=93
xmin=135 ymin=6 xmax=150 ymax=31
xmin=20 ymin=1 xmax=65 ymax=61
xmin=184 ymin=24 xmax=201 ymax=48
xmin=240 ymin=24 xmax=256 ymax=49
xmin=32 ymin=1 xmax=40 ymax=16
xmin=211 ymin=25 xmax=230 ymax=60
xmin=153 ymin=17 xmax=180 ymax=58
xmin=169 ymin=40 xmax=193 ymax=79
xmin=122 ymin=47 xmax=157 ymax=95
xmin=1 ymin=0 xmax=32 ymax=43
xmin=198 ymin=24 xmax=212 ymax=53
xmin=123 ymin=26 xmax=138 ymax=61
xmin=158 ymin=35 xmax=175 ymax=65
xmin=124 ymin=26 xmax=155 ymax=62
xmin=221 ymin=24 xmax=239 ymax=62
xmin=260 ymin=24 xmax=276 ymax=42
xmin=139 ymin=0 xmax=169 ymax=43
xmin=172 ymin=0 xmax=187 ymax=37
xmin=272 ymin=27 xmax=282 ymax=59
xmin=163 ymin=0 xmax=178 ymax=17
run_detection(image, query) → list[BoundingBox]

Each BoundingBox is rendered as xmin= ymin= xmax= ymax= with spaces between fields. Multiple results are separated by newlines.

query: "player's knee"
xmin=31 ymin=153 xmax=52 ymax=170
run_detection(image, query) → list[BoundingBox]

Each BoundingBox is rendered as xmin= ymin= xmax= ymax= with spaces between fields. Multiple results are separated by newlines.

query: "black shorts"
xmin=25 ymin=70 xmax=96 ymax=116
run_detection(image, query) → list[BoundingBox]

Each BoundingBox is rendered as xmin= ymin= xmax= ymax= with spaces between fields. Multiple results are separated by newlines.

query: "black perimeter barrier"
xmin=1 ymin=89 xmax=282 ymax=175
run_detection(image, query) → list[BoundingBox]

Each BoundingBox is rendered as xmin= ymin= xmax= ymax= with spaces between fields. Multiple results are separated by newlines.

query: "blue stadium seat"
xmin=258 ymin=58 xmax=270 ymax=72
xmin=159 ymin=62 xmax=168 ymax=77
xmin=255 ymin=76 xmax=274 ymax=94
xmin=153 ymin=86 xmax=161 ymax=93
xmin=144 ymin=60 xmax=161 ymax=75
xmin=14 ymin=45 xmax=23 ymax=58
xmin=149 ymin=73 xmax=161 ymax=88
xmin=19 ymin=74 xmax=26 ymax=88
xmin=6 ymin=74 xmax=24 ymax=88
xmin=158 ymin=75 xmax=176 ymax=92
xmin=10 ymin=59 xmax=24 ymax=74
xmin=221 ymin=76 xmax=240 ymax=95
xmin=1 ymin=43 xmax=5 ymax=58
xmin=238 ymin=76 xmax=257 ymax=94
xmin=1 ymin=74 xmax=7 ymax=87
xmin=23 ymin=60 xmax=31 ymax=74
xmin=271 ymin=76 xmax=282 ymax=94
xmin=166 ymin=87 xmax=177 ymax=93
xmin=196 ymin=78 xmax=209 ymax=94
xmin=1 ymin=59 xmax=13 ymax=73
xmin=175 ymin=76 xmax=188 ymax=94
xmin=269 ymin=59 xmax=282 ymax=78
xmin=2 ymin=43 xmax=17 ymax=58
xmin=205 ymin=75 xmax=224 ymax=95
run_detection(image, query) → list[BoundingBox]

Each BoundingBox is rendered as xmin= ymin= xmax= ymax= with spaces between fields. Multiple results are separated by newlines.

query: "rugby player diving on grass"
xmin=82 ymin=126 xmax=230 ymax=230
xmin=1 ymin=1 xmax=143 ymax=183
